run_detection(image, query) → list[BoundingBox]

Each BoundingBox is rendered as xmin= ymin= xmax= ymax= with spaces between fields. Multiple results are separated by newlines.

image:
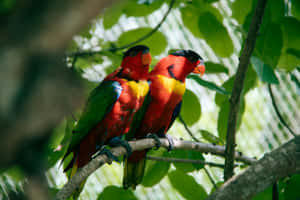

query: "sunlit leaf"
xmin=102 ymin=1 xmax=128 ymax=29
xmin=180 ymin=89 xmax=201 ymax=126
xmin=117 ymin=28 xmax=167 ymax=55
xmin=278 ymin=51 xmax=300 ymax=72
xmin=204 ymin=62 xmax=229 ymax=74
xmin=252 ymin=185 xmax=272 ymax=200
xmin=251 ymin=57 xmax=279 ymax=84
xmin=169 ymin=150 xmax=197 ymax=172
xmin=188 ymin=75 xmax=230 ymax=95
xmin=123 ymin=0 xmax=163 ymax=17
xmin=255 ymin=23 xmax=283 ymax=68
xmin=231 ymin=0 xmax=253 ymax=24
xmin=97 ymin=186 xmax=137 ymax=200
xmin=199 ymin=129 xmax=224 ymax=145
xmin=168 ymin=170 xmax=207 ymax=200
xmin=198 ymin=12 xmax=234 ymax=57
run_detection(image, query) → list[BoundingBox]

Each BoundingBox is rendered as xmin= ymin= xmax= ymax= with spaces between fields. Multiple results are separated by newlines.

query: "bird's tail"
xmin=123 ymin=150 xmax=147 ymax=189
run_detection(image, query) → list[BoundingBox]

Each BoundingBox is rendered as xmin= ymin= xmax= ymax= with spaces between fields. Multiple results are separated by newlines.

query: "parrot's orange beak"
xmin=142 ymin=53 xmax=152 ymax=66
xmin=193 ymin=63 xmax=205 ymax=76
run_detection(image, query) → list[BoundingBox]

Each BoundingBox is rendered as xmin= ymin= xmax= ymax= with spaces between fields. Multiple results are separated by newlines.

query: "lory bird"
xmin=62 ymin=45 xmax=151 ymax=197
xmin=123 ymin=50 xmax=205 ymax=189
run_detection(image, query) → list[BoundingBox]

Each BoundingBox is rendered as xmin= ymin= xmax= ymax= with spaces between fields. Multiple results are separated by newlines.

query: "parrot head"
xmin=120 ymin=45 xmax=152 ymax=80
xmin=151 ymin=49 xmax=205 ymax=82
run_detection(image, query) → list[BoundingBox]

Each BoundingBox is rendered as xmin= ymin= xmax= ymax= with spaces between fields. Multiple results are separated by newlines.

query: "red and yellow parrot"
xmin=123 ymin=50 xmax=205 ymax=189
xmin=62 ymin=45 xmax=151 ymax=197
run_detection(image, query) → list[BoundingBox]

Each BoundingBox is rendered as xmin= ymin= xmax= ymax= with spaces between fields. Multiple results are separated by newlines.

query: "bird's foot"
xmin=108 ymin=137 xmax=132 ymax=157
xmin=92 ymin=146 xmax=119 ymax=164
xmin=146 ymin=133 xmax=161 ymax=150
xmin=165 ymin=134 xmax=174 ymax=152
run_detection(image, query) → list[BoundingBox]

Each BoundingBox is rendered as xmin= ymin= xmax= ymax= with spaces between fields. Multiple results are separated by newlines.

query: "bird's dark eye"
xmin=129 ymin=50 xmax=138 ymax=57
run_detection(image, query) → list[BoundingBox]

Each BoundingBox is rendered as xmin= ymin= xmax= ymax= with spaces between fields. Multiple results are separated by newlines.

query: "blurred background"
xmin=1 ymin=0 xmax=300 ymax=199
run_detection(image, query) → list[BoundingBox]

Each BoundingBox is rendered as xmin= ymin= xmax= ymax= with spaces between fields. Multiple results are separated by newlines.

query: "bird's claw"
xmin=146 ymin=133 xmax=161 ymax=149
xmin=92 ymin=146 xmax=119 ymax=164
xmin=165 ymin=134 xmax=174 ymax=151
xmin=108 ymin=138 xmax=132 ymax=157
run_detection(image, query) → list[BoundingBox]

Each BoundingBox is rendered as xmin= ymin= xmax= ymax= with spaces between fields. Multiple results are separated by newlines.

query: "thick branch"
xmin=207 ymin=137 xmax=300 ymax=200
xmin=224 ymin=0 xmax=268 ymax=180
xmin=55 ymin=138 xmax=256 ymax=200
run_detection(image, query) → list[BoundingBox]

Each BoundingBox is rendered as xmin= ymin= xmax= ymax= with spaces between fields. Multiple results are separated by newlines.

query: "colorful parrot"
xmin=123 ymin=50 xmax=205 ymax=189
xmin=62 ymin=45 xmax=151 ymax=197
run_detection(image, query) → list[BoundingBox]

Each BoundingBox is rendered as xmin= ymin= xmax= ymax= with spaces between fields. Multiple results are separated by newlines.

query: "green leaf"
xmin=97 ymin=186 xmax=138 ymax=200
xmin=215 ymin=76 xmax=234 ymax=107
xmin=255 ymin=23 xmax=283 ymax=68
xmin=203 ymin=0 xmax=219 ymax=3
xmin=198 ymin=12 xmax=234 ymax=57
xmin=284 ymin=174 xmax=300 ymax=200
xmin=102 ymin=1 xmax=128 ymax=29
xmin=142 ymin=149 xmax=170 ymax=187
xmin=188 ymin=75 xmax=230 ymax=95
xmin=188 ymin=151 xmax=205 ymax=170
xmin=123 ymin=0 xmax=163 ymax=17
xmin=281 ymin=17 xmax=300 ymax=51
xmin=204 ymin=62 xmax=229 ymax=74
xmin=117 ymin=28 xmax=167 ymax=55
xmin=291 ymin=0 xmax=300 ymax=21
xmin=278 ymin=51 xmax=300 ymax=72
xmin=168 ymin=170 xmax=207 ymax=200
xmin=286 ymin=48 xmax=300 ymax=59
xmin=75 ymin=55 xmax=104 ymax=70
xmin=0 ymin=0 xmax=17 ymax=14
xmin=264 ymin=0 xmax=285 ymax=23
xmin=251 ymin=57 xmax=279 ymax=84
xmin=290 ymin=73 xmax=300 ymax=96
xmin=199 ymin=129 xmax=224 ymax=145
xmin=231 ymin=0 xmax=253 ymax=24
xmin=180 ymin=89 xmax=201 ymax=126
xmin=252 ymin=185 xmax=272 ymax=200
xmin=169 ymin=150 xmax=201 ymax=172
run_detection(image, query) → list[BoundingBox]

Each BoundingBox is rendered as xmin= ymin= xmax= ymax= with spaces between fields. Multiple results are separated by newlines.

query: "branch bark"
xmin=206 ymin=136 xmax=300 ymax=200
xmin=224 ymin=0 xmax=268 ymax=180
xmin=55 ymin=137 xmax=256 ymax=200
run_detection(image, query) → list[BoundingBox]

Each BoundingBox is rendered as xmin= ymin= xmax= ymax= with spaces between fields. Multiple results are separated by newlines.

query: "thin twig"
xmin=55 ymin=137 xmax=256 ymax=200
xmin=146 ymin=155 xmax=231 ymax=169
xmin=268 ymin=84 xmax=297 ymax=137
xmin=203 ymin=167 xmax=218 ymax=190
xmin=66 ymin=0 xmax=176 ymax=58
xmin=224 ymin=0 xmax=268 ymax=181
xmin=178 ymin=115 xmax=200 ymax=142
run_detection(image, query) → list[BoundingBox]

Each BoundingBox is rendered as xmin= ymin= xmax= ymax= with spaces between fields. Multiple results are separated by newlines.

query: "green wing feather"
xmin=65 ymin=80 xmax=122 ymax=156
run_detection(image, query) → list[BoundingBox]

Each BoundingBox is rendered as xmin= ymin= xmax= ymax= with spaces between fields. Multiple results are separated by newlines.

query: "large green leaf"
xmin=123 ymin=0 xmax=163 ymax=17
xmin=97 ymin=186 xmax=137 ymax=200
xmin=117 ymin=28 xmax=167 ymax=55
xmin=168 ymin=170 xmax=207 ymax=200
xmin=278 ymin=51 xmax=300 ymax=72
xmin=180 ymin=89 xmax=201 ymax=126
xmin=291 ymin=0 xmax=300 ymax=21
xmin=204 ymin=62 xmax=229 ymax=74
xmin=169 ymin=149 xmax=204 ymax=172
xmin=281 ymin=17 xmax=300 ymax=51
xmin=284 ymin=174 xmax=300 ymax=200
xmin=198 ymin=12 xmax=234 ymax=57
xmin=199 ymin=129 xmax=224 ymax=145
xmin=231 ymin=0 xmax=253 ymax=24
xmin=142 ymin=149 xmax=170 ymax=187
xmin=264 ymin=0 xmax=285 ymax=23
xmin=102 ymin=1 xmax=128 ymax=29
xmin=286 ymin=48 xmax=300 ymax=59
xmin=251 ymin=57 xmax=279 ymax=84
xmin=255 ymin=23 xmax=283 ymax=68
xmin=188 ymin=75 xmax=230 ymax=95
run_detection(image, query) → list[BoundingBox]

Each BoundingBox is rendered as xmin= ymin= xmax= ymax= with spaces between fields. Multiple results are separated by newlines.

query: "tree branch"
xmin=178 ymin=115 xmax=201 ymax=142
xmin=146 ymin=155 xmax=229 ymax=169
xmin=206 ymin=136 xmax=300 ymax=200
xmin=268 ymin=84 xmax=297 ymax=137
xmin=66 ymin=0 xmax=176 ymax=58
xmin=224 ymin=0 xmax=268 ymax=180
xmin=55 ymin=137 xmax=256 ymax=200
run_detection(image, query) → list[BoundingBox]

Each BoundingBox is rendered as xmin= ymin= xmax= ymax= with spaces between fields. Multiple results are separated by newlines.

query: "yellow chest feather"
xmin=156 ymin=75 xmax=186 ymax=96
xmin=127 ymin=80 xmax=149 ymax=99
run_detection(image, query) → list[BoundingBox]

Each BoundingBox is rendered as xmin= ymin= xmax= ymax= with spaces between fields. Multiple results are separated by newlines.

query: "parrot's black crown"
xmin=171 ymin=50 xmax=203 ymax=63
xmin=123 ymin=45 xmax=150 ymax=58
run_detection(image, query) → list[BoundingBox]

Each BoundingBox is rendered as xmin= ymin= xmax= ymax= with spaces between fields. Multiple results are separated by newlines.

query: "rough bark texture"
xmin=224 ymin=0 xmax=268 ymax=180
xmin=55 ymin=137 xmax=256 ymax=200
xmin=207 ymin=137 xmax=300 ymax=200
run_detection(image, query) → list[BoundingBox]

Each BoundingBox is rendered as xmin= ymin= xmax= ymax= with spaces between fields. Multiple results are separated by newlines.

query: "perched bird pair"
xmin=62 ymin=45 xmax=205 ymax=196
